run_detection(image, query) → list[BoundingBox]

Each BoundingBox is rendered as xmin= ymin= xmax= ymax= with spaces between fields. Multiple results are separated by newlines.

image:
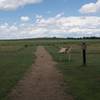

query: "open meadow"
xmin=0 ymin=40 xmax=36 ymax=100
xmin=0 ymin=39 xmax=100 ymax=100
xmin=45 ymin=39 xmax=100 ymax=100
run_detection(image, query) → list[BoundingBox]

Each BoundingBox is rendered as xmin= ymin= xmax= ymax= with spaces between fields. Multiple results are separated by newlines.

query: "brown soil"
xmin=8 ymin=46 xmax=73 ymax=100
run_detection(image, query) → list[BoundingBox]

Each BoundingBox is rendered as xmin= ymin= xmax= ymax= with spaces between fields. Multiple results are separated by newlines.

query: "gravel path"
xmin=8 ymin=46 xmax=73 ymax=100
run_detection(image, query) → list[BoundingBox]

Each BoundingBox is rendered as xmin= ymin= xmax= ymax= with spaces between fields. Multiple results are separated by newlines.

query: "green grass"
xmin=0 ymin=45 xmax=36 ymax=100
xmin=46 ymin=41 xmax=100 ymax=100
xmin=0 ymin=39 xmax=100 ymax=100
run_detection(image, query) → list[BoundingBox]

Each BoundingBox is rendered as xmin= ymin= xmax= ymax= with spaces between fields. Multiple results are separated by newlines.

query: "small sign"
xmin=59 ymin=47 xmax=72 ymax=62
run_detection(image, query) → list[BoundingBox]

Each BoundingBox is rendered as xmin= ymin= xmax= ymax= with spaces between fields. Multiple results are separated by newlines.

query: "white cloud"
xmin=79 ymin=0 xmax=100 ymax=14
xmin=20 ymin=16 xmax=30 ymax=22
xmin=55 ymin=12 xmax=64 ymax=18
xmin=0 ymin=15 xmax=100 ymax=39
xmin=0 ymin=0 xmax=42 ymax=10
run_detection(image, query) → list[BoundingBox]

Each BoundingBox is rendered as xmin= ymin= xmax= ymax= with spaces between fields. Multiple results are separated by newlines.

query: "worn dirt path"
xmin=8 ymin=46 xmax=73 ymax=100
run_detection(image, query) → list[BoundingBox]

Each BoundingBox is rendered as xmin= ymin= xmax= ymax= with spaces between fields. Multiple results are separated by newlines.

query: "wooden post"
xmin=68 ymin=53 xmax=71 ymax=62
xmin=66 ymin=46 xmax=72 ymax=62
xmin=82 ymin=42 xmax=87 ymax=66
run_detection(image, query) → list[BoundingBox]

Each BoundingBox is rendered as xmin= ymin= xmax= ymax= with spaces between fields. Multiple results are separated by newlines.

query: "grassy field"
xmin=46 ymin=40 xmax=100 ymax=100
xmin=0 ymin=39 xmax=100 ymax=100
xmin=0 ymin=41 xmax=36 ymax=100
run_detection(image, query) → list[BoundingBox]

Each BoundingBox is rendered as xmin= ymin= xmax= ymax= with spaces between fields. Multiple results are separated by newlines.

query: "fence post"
xmin=82 ymin=42 xmax=87 ymax=66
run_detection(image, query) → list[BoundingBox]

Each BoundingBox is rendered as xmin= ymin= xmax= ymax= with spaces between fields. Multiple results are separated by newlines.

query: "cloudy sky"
xmin=0 ymin=0 xmax=100 ymax=39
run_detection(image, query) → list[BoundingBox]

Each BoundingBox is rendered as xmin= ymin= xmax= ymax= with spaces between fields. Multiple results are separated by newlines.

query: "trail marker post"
xmin=82 ymin=42 xmax=87 ymax=66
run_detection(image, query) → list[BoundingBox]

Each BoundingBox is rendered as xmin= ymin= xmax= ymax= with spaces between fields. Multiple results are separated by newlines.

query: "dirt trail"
xmin=8 ymin=46 xmax=73 ymax=100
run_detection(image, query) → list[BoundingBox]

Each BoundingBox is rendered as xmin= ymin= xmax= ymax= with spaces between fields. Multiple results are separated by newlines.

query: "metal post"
xmin=82 ymin=42 xmax=87 ymax=66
